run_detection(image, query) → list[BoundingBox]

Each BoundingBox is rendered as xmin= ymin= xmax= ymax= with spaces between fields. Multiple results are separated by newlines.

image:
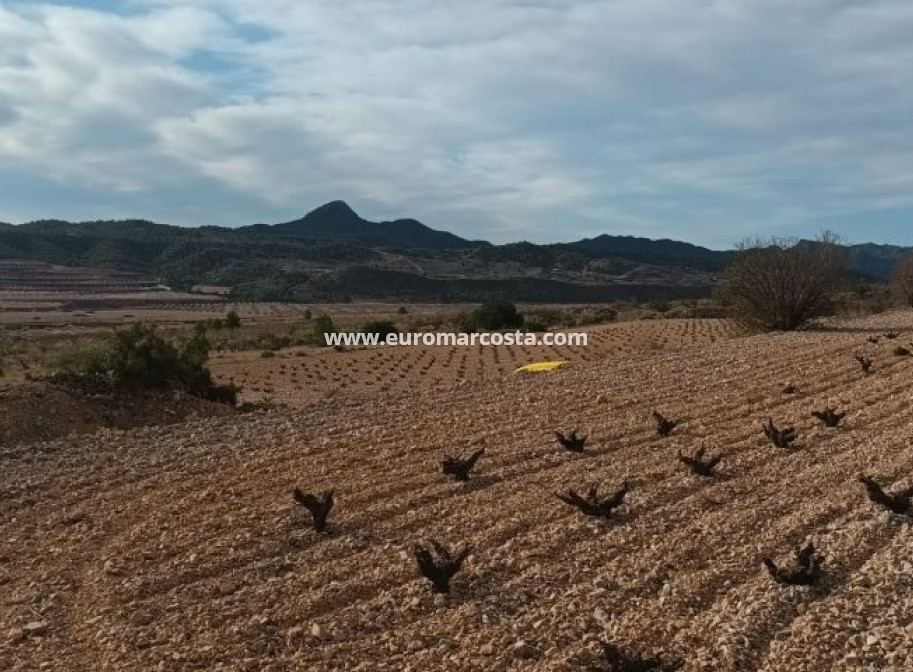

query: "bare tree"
xmin=717 ymin=232 xmax=847 ymax=331
xmin=413 ymin=540 xmax=471 ymax=594
xmin=293 ymin=489 xmax=334 ymax=533
xmin=554 ymin=429 xmax=587 ymax=453
xmin=892 ymin=253 xmax=913 ymax=307
xmin=557 ymin=481 xmax=629 ymax=521
xmin=593 ymin=642 xmax=680 ymax=671
xmin=763 ymin=418 xmax=797 ymax=449
xmin=859 ymin=476 xmax=913 ymax=515
xmin=811 ymin=406 xmax=846 ymax=428
xmin=855 ymin=354 xmax=873 ymax=374
xmin=441 ymin=449 xmax=485 ymax=481
xmin=678 ymin=446 xmax=722 ymax=477
xmin=652 ymin=411 xmax=677 ymax=437
xmin=762 ymin=542 xmax=823 ymax=586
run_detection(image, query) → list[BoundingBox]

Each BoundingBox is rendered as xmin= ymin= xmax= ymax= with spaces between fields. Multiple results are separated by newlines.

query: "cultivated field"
xmin=210 ymin=318 xmax=737 ymax=406
xmin=3 ymin=312 xmax=913 ymax=671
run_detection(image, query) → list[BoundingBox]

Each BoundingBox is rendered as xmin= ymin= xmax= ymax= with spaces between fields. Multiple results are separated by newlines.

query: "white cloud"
xmin=0 ymin=0 xmax=911 ymax=246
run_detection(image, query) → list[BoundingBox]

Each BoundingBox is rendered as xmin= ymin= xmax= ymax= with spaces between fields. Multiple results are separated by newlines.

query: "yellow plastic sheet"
xmin=513 ymin=360 xmax=571 ymax=374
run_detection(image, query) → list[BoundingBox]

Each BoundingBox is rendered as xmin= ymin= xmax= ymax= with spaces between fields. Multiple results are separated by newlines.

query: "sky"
xmin=0 ymin=1 xmax=912 ymax=249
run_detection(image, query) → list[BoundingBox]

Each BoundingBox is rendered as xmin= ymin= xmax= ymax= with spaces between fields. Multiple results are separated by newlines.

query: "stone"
xmin=23 ymin=621 xmax=49 ymax=637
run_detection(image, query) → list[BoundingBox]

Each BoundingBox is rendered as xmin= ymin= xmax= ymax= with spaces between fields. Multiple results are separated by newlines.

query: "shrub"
xmin=892 ymin=253 xmax=913 ymax=307
xmin=466 ymin=301 xmax=524 ymax=331
xmin=524 ymin=307 xmax=562 ymax=328
xmin=837 ymin=283 xmax=893 ymax=317
xmin=51 ymin=341 xmax=113 ymax=377
xmin=716 ymin=232 xmax=847 ymax=331
xmin=193 ymin=318 xmax=225 ymax=334
xmin=258 ymin=331 xmax=292 ymax=351
xmin=573 ymin=305 xmax=617 ymax=326
xmin=309 ymin=315 xmax=335 ymax=347
xmin=360 ymin=320 xmax=399 ymax=339
xmin=397 ymin=306 xmax=408 ymax=315
xmin=540 ymin=305 xmax=617 ymax=327
xmin=50 ymin=322 xmax=237 ymax=403
xmin=225 ymin=310 xmax=242 ymax=329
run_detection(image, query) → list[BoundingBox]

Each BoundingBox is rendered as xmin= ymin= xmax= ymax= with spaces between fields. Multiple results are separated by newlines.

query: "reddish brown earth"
xmin=0 ymin=382 xmax=235 ymax=446
xmin=211 ymin=318 xmax=737 ymax=406
xmin=3 ymin=313 xmax=913 ymax=671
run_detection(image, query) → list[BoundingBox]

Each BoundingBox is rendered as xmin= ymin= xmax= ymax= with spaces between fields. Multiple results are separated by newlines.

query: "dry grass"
xmin=2 ymin=312 xmax=913 ymax=671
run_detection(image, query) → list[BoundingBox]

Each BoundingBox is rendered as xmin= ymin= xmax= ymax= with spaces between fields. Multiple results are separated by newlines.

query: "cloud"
xmin=0 ymin=0 xmax=912 ymax=247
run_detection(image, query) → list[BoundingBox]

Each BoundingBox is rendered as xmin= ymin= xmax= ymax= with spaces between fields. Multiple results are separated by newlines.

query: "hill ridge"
xmin=0 ymin=201 xmax=910 ymax=300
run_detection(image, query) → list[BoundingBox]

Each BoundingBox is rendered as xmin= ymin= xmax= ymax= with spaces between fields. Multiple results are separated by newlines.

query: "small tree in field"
xmin=892 ymin=253 xmax=913 ymax=307
xmin=225 ymin=310 xmax=242 ymax=329
xmin=467 ymin=301 xmax=524 ymax=331
xmin=718 ymin=232 xmax=847 ymax=331
xmin=310 ymin=315 xmax=335 ymax=346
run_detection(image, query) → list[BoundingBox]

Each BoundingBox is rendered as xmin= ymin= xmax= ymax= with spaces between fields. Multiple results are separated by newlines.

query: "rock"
xmin=217 ymin=581 xmax=238 ymax=597
xmin=129 ymin=610 xmax=154 ymax=627
xmin=311 ymin=623 xmax=321 ymax=638
xmin=596 ymin=394 xmax=608 ymax=404
xmin=23 ymin=621 xmax=49 ymax=637
xmin=480 ymin=642 xmax=495 ymax=656
xmin=512 ymin=641 xmax=540 ymax=660
xmin=60 ymin=511 xmax=86 ymax=526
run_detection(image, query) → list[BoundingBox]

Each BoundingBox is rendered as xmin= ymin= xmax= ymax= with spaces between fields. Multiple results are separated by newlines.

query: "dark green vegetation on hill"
xmin=0 ymin=200 xmax=908 ymax=302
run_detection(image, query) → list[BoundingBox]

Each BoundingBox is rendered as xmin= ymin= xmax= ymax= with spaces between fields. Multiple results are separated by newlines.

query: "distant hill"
xmin=259 ymin=200 xmax=488 ymax=250
xmin=0 ymin=201 xmax=909 ymax=302
xmin=848 ymin=243 xmax=912 ymax=281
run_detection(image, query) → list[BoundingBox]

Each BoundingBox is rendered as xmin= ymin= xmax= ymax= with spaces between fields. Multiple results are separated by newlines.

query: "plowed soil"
xmin=3 ymin=313 xmax=913 ymax=671
xmin=211 ymin=318 xmax=737 ymax=406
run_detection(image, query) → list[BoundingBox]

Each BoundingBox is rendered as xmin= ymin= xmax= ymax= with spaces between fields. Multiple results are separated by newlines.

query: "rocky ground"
xmin=3 ymin=313 xmax=913 ymax=671
xmin=211 ymin=318 xmax=737 ymax=406
xmin=0 ymin=381 xmax=235 ymax=446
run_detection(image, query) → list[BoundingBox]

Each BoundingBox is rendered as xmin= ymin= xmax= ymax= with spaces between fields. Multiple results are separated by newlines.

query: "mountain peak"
xmin=303 ymin=200 xmax=362 ymax=223
xmin=267 ymin=200 xmax=482 ymax=250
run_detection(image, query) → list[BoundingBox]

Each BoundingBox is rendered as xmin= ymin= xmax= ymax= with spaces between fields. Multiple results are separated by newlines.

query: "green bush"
xmin=258 ymin=331 xmax=292 ymax=351
xmin=50 ymin=322 xmax=237 ymax=404
xmin=466 ymin=301 xmax=524 ymax=331
xmin=225 ymin=310 xmax=242 ymax=329
xmin=360 ymin=320 xmax=399 ymax=339
xmin=309 ymin=315 xmax=335 ymax=347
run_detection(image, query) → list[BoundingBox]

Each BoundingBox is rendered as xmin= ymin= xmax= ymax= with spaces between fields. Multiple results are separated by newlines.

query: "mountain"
xmin=0 ymin=201 xmax=908 ymax=303
xmin=562 ymin=234 xmax=727 ymax=271
xmin=260 ymin=200 xmax=487 ymax=250
xmin=848 ymin=243 xmax=913 ymax=281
